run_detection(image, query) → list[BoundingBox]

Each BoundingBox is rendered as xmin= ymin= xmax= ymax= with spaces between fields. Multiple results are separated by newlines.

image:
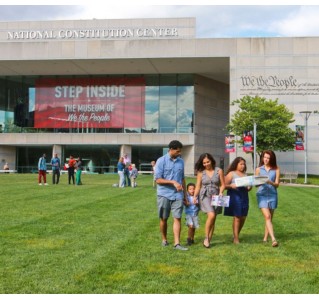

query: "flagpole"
xmin=299 ymin=111 xmax=312 ymax=184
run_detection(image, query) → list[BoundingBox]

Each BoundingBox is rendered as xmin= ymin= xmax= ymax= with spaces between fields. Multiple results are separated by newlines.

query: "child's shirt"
xmin=130 ymin=168 xmax=138 ymax=179
xmin=184 ymin=194 xmax=199 ymax=216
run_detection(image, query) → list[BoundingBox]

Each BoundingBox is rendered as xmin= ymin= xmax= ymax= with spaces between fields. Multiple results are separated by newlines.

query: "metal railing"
xmin=17 ymin=165 xmax=119 ymax=174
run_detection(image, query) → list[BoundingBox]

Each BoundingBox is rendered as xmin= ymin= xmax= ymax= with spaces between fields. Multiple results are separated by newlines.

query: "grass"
xmin=0 ymin=173 xmax=318 ymax=294
xmin=295 ymin=174 xmax=319 ymax=185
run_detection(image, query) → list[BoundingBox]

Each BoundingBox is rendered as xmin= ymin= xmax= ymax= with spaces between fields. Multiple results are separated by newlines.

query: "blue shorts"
xmin=157 ymin=196 xmax=183 ymax=219
xmin=185 ymin=214 xmax=200 ymax=228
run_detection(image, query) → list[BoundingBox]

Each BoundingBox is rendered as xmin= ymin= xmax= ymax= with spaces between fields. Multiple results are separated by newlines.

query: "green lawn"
xmin=295 ymin=174 xmax=319 ymax=185
xmin=0 ymin=174 xmax=318 ymax=294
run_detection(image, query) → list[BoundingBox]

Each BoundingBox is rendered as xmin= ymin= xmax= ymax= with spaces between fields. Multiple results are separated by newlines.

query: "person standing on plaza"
xmin=38 ymin=153 xmax=48 ymax=185
xmin=255 ymin=150 xmax=280 ymax=247
xmin=51 ymin=153 xmax=61 ymax=185
xmin=193 ymin=153 xmax=225 ymax=248
xmin=75 ymin=157 xmax=83 ymax=185
xmin=224 ymin=157 xmax=252 ymax=244
xmin=68 ymin=155 xmax=76 ymax=185
xmin=155 ymin=140 xmax=188 ymax=251
xmin=3 ymin=162 xmax=9 ymax=173
xmin=117 ymin=157 xmax=126 ymax=188
xmin=123 ymin=154 xmax=131 ymax=187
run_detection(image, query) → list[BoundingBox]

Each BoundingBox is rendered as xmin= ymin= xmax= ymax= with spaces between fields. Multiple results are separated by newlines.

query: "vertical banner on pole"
xmin=295 ymin=125 xmax=305 ymax=150
xmin=225 ymin=134 xmax=235 ymax=153
xmin=243 ymin=130 xmax=254 ymax=152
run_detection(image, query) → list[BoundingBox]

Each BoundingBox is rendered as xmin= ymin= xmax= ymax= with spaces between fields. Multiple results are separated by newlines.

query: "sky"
xmin=1 ymin=1 xmax=319 ymax=38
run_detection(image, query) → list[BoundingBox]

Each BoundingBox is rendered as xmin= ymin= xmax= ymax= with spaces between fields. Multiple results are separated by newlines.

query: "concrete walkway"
xmin=280 ymin=183 xmax=319 ymax=188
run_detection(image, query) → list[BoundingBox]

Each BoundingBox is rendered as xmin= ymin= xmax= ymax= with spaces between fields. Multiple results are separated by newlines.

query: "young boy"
xmin=184 ymin=182 xmax=199 ymax=246
xmin=129 ymin=163 xmax=138 ymax=188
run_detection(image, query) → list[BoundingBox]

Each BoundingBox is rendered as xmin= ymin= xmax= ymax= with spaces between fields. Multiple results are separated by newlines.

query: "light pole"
xmin=253 ymin=122 xmax=257 ymax=174
xmin=299 ymin=111 xmax=312 ymax=184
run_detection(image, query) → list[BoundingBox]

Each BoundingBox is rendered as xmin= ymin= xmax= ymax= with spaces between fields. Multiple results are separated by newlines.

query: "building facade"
xmin=0 ymin=18 xmax=318 ymax=175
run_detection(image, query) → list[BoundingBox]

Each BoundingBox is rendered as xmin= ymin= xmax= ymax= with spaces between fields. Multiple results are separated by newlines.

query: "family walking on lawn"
xmin=155 ymin=140 xmax=280 ymax=251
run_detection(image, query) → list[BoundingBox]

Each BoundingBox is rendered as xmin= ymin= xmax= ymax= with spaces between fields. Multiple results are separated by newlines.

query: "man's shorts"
xmin=157 ymin=196 xmax=183 ymax=219
xmin=185 ymin=214 xmax=200 ymax=229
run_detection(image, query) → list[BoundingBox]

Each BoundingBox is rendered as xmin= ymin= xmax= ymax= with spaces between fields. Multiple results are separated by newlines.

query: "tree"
xmin=227 ymin=95 xmax=296 ymax=156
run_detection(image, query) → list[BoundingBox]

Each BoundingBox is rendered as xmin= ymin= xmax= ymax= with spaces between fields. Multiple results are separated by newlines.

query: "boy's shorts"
xmin=185 ymin=214 xmax=200 ymax=228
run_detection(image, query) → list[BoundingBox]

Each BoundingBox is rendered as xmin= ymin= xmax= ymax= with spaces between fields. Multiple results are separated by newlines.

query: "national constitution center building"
xmin=1 ymin=18 xmax=318 ymax=175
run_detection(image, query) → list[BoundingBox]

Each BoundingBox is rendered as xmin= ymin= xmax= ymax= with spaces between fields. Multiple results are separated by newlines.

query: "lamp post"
xmin=253 ymin=122 xmax=257 ymax=174
xmin=299 ymin=111 xmax=312 ymax=184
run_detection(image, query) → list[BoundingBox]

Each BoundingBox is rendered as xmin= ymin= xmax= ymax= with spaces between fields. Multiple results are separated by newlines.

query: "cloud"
xmin=1 ymin=5 xmax=319 ymax=38
xmin=71 ymin=5 xmax=306 ymax=38
xmin=0 ymin=5 xmax=84 ymax=21
xmin=190 ymin=5 xmax=302 ymax=38
xmin=270 ymin=6 xmax=319 ymax=37
xmin=76 ymin=5 xmax=174 ymax=20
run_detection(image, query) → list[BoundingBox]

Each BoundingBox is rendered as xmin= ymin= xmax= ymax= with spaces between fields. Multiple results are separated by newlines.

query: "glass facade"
xmin=1 ymin=74 xmax=194 ymax=172
xmin=0 ymin=74 xmax=194 ymax=134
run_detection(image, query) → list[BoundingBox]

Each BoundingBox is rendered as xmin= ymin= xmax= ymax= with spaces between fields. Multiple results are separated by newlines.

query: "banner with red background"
xmin=34 ymin=77 xmax=145 ymax=128
xmin=243 ymin=130 xmax=253 ymax=152
xmin=295 ymin=125 xmax=305 ymax=150
xmin=225 ymin=134 xmax=235 ymax=153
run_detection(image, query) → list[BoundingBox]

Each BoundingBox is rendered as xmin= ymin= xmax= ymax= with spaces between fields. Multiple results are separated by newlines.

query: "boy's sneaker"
xmin=187 ymin=238 xmax=192 ymax=246
xmin=162 ymin=240 xmax=169 ymax=247
xmin=174 ymin=244 xmax=188 ymax=251
xmin=39 ymin=183 xmax=42 ymax=186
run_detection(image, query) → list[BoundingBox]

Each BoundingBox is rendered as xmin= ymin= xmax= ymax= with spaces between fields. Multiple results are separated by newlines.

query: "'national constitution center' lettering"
xmin=7 ymin=28 xmax=179 ymax=40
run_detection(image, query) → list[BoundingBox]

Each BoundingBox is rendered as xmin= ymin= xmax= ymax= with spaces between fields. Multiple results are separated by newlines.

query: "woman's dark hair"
xmin=226 ymin=157 xmax=246 ymax=175
xmin=259 ymin=150 xmax=278 ymax=169
xmin=195 ymin=153 xmax=216 ymax=172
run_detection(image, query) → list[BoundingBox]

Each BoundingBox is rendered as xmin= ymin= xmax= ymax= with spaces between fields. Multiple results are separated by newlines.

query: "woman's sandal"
xmin=272 ymin=240 xmax=279 ymax=247
xmin=203 ymin=238 xmax=210 ymax=248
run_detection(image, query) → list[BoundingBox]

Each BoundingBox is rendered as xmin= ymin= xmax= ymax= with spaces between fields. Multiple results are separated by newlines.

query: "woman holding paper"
xmin=194 ymin=153 xmax=225 ymax=248
xmin=255 ymin=150 xmax=280 ymax=247
xmin=224 ymin=157 xmax=252 ymax=244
